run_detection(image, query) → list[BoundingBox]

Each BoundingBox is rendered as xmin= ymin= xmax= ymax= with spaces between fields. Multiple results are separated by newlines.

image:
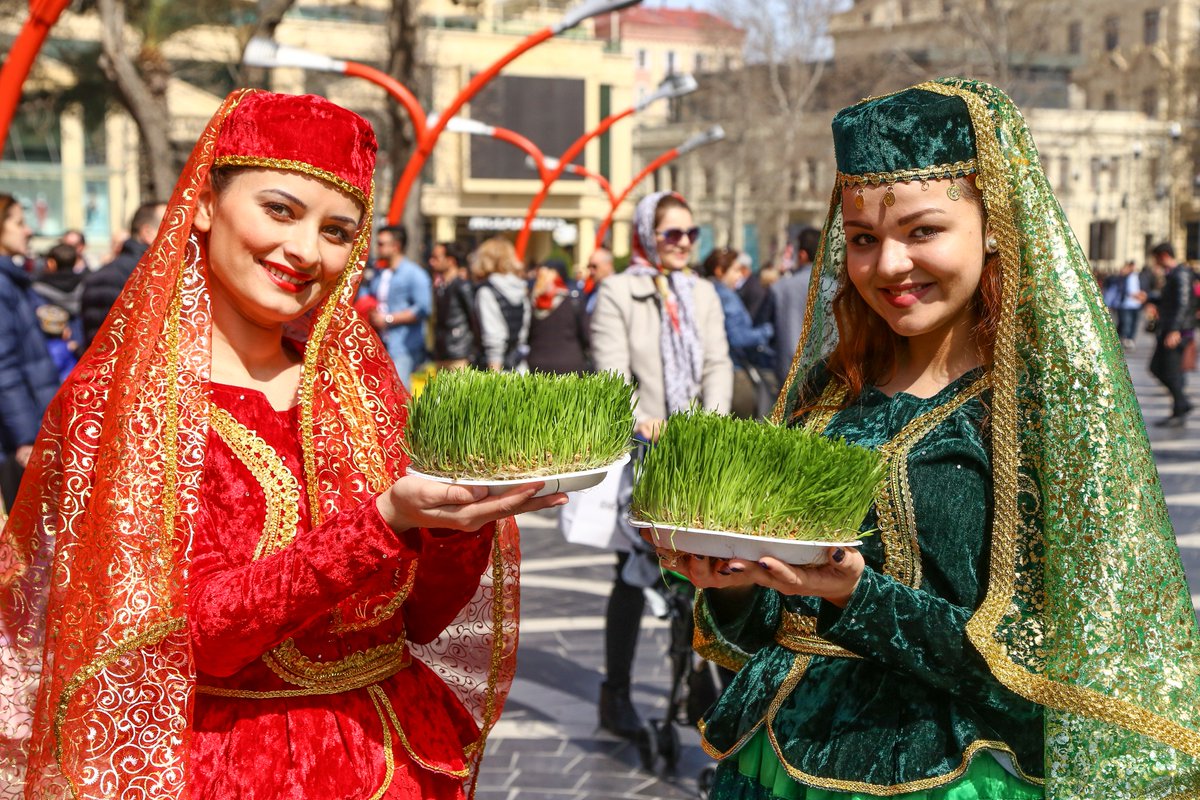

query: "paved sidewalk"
xmin=485 ymin=334 xmax=1200 ymax=799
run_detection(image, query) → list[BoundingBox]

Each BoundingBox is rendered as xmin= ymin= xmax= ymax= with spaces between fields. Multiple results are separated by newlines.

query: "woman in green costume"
xmin=657 ymin=78 xmax=1200 ymax=799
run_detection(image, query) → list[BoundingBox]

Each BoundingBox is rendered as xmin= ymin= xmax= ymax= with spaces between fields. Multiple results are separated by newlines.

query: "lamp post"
xmin=242 ymin=0 xmax=643 ymax=224
xmin=594 ymin=125 xmax=725 ymax=249
xmin=534 ymin=155 xmax=616 ymax=206
xmin=439 ymin=116 xmax=554 ymax=184
xmin=514 ymin=71 xmax=698 ymax=258
xmin=0 ymin=0 xmax=75 ymax=155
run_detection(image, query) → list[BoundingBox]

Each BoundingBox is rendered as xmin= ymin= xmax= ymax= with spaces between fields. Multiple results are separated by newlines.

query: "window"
xmin=1103 ymin=91 xmax=1117 ymax=110
xmin=808 ymin=158 xmax=820 ymax=191
xmin=1088 ymin=220 xmax=1117 ymax=261
xmin=1148 ymin=156 xmax=1161 ymax=191
xmin=1143 ymin=87 xmax=1158 ymax=116
xmin=694 ymin=52 xmax=705 ymax=72
xmin=1110 ymin=155 xmax=1121 ymax=191
xmin=666 ymin=50 xmax=676 ymax=74
xmin=1090 ymin=156 xmax=1103 ymax=191
xmin=636 ymin=49 xmax=648 ymax=69
xmin=1104 ymin=16 xmax=1119 ymax=51
xmin=704 ymin=167 xmax=716 ymax=197
xmin=942 ymin=0 xmax=953 ymax=12
xmin=1068 ymin=21 xmax=1082 ymax=55
xmin=900 ymin=0 xmax=911 ymax=19
xmin=668 ymin=164 xmax=679 ymax=190
xmin=789 ymin=168 xmax=800 ymax=201
xmin=1145 ymin=9 xmax=1160 ymax=45
xmin=1059 ymin=155 xmax=1072 ymax=193
xmin=863 ymin=10 xmax=872 ymax=23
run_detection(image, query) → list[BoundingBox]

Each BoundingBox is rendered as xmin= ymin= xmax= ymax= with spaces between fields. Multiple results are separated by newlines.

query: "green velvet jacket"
xmin=695 ymin=367 xmax=1045 ymax=794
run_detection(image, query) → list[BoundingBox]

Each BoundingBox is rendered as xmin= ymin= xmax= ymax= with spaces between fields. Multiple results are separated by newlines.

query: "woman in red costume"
xmin=0 ymin=90 xmax=564 ymax=800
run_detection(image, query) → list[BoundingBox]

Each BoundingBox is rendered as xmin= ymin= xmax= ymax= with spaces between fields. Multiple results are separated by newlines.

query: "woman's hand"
xmin=377 ymin=476 xmax=567 ymax=534
xmin=634 ymin=418 xmax=665 ymax=443
xmin=653 ymin=545 xmax=865 ymax=608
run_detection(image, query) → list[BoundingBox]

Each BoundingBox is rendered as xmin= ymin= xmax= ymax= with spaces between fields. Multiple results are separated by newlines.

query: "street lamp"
xmin=439 ymin=115 xmax=555 ymax=184
xmin=594 ymin=125 xmax=725 ymax=249
xmin=532 ymin=155 xmax=616 ymax=206
xmin=0 ymin=0 xmax=75 ymax=154
xmin=514 ymin=71 xmax=699 ymax=258
xmin=242 ymin=0 xmax=644 ymax=224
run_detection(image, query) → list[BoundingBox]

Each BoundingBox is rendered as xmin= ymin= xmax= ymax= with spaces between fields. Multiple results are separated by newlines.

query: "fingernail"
xmin=833 ymin=548 xmax=845 ymax=563
xmin=757 ymin=560 xmax=770 ymax=570
xmin=728 ymin=565 xmax=744 ymax=573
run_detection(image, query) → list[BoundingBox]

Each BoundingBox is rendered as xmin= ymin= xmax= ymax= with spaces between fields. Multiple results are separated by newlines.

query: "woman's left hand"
xmin=653 ymin=545 xmax=865 ymax=608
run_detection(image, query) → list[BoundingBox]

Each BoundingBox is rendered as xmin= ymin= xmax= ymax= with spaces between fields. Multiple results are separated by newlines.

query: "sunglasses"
xmin=657 ymin=227 xmax=701 ymax=246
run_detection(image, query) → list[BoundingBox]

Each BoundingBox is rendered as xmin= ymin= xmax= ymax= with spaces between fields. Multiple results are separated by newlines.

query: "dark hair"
xmin=130 ymin=201 xmax=164 ymax=240
xmin=701 ymin=247 xmax=739 ymax=279
xmin=1152 ymin=242 xmax=1175 ymax=258
xmin=438 ymin=240 xmax=468 ymax=268
xmin=653 ymin=194 xmax=691 ymax=229
xmin=47 ymin=243 xmax=78 ymax=272
xmin=379 ymin=224 xmax=408 ymax=250
xmin=209 ymin=166 xmax=247 ymax=196
xmin=0 ymin=193 xmax=17 ymax=228
xmin=62 ymin=228 xmax=86 ymax=247
xmin=796 ymin=227 xmax=820 ymax=261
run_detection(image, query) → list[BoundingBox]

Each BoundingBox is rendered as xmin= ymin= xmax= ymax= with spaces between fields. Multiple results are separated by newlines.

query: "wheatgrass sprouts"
xmin=404 ymin=369 xmax=635 ymax=478
xmin=630 ymin=410 xmax=885 ymax=541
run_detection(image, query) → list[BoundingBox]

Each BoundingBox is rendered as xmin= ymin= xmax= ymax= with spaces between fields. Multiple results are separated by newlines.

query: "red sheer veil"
xmin=0 ymin=89 xmax=520 ymax=799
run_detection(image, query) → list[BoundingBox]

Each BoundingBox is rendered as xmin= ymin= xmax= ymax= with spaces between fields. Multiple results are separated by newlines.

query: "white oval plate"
xmin=407 ymin=452 xmax=631 ymax=498
xmin=628 ymin=518 xmax=861 ymax=566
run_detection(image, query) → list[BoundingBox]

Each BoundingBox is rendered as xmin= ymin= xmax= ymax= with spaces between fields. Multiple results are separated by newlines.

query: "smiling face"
xmin=841 ymin=178 xmax=986 ymax=350
xmin=655 ymin=205 xmax=695 ymax=272
xmin=194 ymin=168 xmax=363 ymax=330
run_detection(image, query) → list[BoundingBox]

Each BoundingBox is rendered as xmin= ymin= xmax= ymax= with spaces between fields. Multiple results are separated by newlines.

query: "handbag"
xmin=557 ymin=459 xmax=626 ymax=550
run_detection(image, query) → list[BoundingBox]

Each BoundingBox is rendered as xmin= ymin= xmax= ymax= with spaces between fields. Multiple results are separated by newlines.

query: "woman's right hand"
xmin=376 ymin=476 xmax=567 ymax=534
xmin=634 ymin=418 xmax=665 ymax=443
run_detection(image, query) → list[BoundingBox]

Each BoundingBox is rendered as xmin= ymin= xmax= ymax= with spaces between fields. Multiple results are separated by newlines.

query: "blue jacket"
xmin=712 ymin=280 xmax=775 ymax=370
xmin=370 ymin=257 xmax=432 ymax=363
xmin=0 ymin=256 xmax=60 ymax=453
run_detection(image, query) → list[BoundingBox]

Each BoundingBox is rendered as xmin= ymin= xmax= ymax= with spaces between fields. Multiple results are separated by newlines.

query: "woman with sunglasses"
xmin=589 ymin=190 xmax=732 ymax=738
xmin=654 ymin=79 xmax=1200 ymax=800
xmin=0 ymin=91 xmax=565 ymax=800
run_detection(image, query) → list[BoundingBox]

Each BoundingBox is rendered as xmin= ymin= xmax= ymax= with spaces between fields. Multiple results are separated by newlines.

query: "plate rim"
xmin=406 ymin=451 xmax=631 ymax=488
xmin=627 ymin=517 xmax=862 ymax=548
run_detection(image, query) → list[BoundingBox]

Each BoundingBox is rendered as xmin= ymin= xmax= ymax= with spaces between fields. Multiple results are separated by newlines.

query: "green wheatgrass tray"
xmin=629 ymin=410 xmax=884 ymax=563
xmin=403 ymin=369 xmax=635 ymax=488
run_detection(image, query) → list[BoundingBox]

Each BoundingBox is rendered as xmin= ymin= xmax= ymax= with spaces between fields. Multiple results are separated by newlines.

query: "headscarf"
xmin=625 ymin=191 xmax=704 ymax=413
xmin=0 ymin=89 xmax=520 ymax=799
xmin=774 ymin=78 xmax=1200 ymax=799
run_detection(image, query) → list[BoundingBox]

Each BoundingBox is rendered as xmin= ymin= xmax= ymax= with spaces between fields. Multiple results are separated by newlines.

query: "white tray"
xmin=628 ymin=518 xmax=861 ymax=566
xmin=407 ymin=452 xmax=631 ymax=498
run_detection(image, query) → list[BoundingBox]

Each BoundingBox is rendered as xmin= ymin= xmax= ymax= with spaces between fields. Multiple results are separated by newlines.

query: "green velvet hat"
xmin=832 ymin=87 xmax=977 ymax=188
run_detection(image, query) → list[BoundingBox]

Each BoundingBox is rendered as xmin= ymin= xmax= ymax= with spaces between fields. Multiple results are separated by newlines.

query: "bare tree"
xmin=235 ymin=0 xmax=301 ymax=88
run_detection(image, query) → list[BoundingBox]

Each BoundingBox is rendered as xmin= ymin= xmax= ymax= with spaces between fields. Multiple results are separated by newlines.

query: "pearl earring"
xmin=985 ymin=235 xmax=999 ymax=254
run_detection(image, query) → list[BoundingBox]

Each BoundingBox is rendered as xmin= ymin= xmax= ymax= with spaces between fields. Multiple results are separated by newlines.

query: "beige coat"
xmin=590 ymin=272 xmax=733 ymax=424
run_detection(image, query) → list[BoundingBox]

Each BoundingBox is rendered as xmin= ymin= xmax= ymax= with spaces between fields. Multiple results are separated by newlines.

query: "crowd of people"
xmin=1 ymin=78 xmax=1199 ymax=800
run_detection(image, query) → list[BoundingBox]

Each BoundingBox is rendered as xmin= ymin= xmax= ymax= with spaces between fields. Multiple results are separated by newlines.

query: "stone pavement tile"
xmin=506 ymin=769 xmax=588 ymax=792
xmin=511 ymin=752 xmax=589 ymax=773
xmin=499 ymin=791 xmax=583 ymax=800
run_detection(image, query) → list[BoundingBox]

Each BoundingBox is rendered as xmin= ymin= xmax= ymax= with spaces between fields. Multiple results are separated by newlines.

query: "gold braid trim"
xmin=699 ymin=653 xmax=810 ymax=761
xmin=262 ymin=638 xmax=411 ymax=693
xmin=208 ymin=403 xmax=301 ymax=559
xmin=918 ymin=79 xmax=1200 ymax=757
xmin=836 ymin=159 xmax=977 ymax=188
xmin=774 ymin=613 xmax=860 ymax=659
xmin=373 ymin=684 xmax=473 ymax=778
xmin=365 ymin=686 xmax=398 ymax=800
xmin=692 ymin=590 xmax=753 ymax=672
xmin=213 ymin=155 xmax=369 ymax=209
xmin=53 ymin=618 xmax=188 ymax=800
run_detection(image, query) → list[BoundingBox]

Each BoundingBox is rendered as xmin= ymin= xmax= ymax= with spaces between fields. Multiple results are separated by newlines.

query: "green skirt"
xmin=710 ymin=731 xmax=1044 ymax=800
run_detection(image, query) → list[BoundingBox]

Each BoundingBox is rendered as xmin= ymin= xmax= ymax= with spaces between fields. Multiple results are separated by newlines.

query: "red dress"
xmin=188 ymin=383 xmax=491 ymax=799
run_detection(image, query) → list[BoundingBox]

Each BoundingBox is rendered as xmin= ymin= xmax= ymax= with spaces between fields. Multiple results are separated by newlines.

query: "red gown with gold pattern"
xmin=189 ymin=383 xmax=491 ymax=799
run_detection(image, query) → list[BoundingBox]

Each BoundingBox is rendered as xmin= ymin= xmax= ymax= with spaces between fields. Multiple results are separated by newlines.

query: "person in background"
xmin=771 ymin=226 xmax=819 ymax=384
xmin=590 ymin=191 xmax=732 ymax=739
xmin=527 ymin=258 xmax=590 ymax=374
xmin=79 ymin=200 xmax=166 ymax=350
xmin=735 ymin=251 xmax=774 ymax=330
xmin=368 ymin=224 xmax=432 ymax=387
xmin=473 ymin=236 xmax=530 ymax=372
xmin=59 ymin=229 xmax=93 ymax=272
xmin=429 ymin=239 xmax=477 ymax=370
xmin=1104 ymin=259 xmax=1147 ymax=348
xmin=0 ymin=193 xmax=58 ymax=510
xmin=583 ymin=246 xmax=615 ymax=315
xmin=32 ymin=243 xmax=84 ymax=379
xmin=1148 ymin=241 xmax=1195 ymax=427
xmin=702 ymin=247 xmax=776 ymax=418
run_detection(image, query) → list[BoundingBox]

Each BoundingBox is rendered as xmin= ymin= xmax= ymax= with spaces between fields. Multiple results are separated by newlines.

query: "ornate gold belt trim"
xmin=774 ymin=612 xmax=861 ymax=659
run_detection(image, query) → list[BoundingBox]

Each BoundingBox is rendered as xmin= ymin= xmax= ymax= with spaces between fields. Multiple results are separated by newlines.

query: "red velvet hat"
xmin=213 ymin=91 xmax=377 ymax=208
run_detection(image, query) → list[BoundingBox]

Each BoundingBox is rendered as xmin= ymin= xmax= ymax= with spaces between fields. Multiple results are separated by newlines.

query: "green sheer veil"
xmin=773 ymin=78 xmax=1200 ymax=799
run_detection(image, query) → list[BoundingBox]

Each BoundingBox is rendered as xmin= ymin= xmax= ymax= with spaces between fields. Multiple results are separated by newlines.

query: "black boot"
xmin=599 ymin=680 xmax=643 ymax=739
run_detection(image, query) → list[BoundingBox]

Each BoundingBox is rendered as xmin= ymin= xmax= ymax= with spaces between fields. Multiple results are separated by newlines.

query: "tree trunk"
xmin=96 ymin=0 xmax=177 ymax=200
xmin=235 ymin=0 xmax=300 ymax=88
xmin=386 ymin=0 xmax=421 ymax=245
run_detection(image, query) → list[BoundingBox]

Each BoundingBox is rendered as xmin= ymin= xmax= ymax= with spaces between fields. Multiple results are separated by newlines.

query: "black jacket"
xmin=527 ymin=292 xmax=590 ymax=375
xmin=0 ymin=256 xmax=60 ymax=453
xmin=80 ymin=238 xmax=149 ymax=350
xmin=1157 ymin=263 xmax=1196 ymax=335
xmin=432 ymin=276 xmax=478 ymax=362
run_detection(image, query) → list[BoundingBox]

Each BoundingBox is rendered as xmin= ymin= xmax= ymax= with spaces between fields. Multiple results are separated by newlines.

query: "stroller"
xmin=634 ymin=567 xmax=728 ymax=797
